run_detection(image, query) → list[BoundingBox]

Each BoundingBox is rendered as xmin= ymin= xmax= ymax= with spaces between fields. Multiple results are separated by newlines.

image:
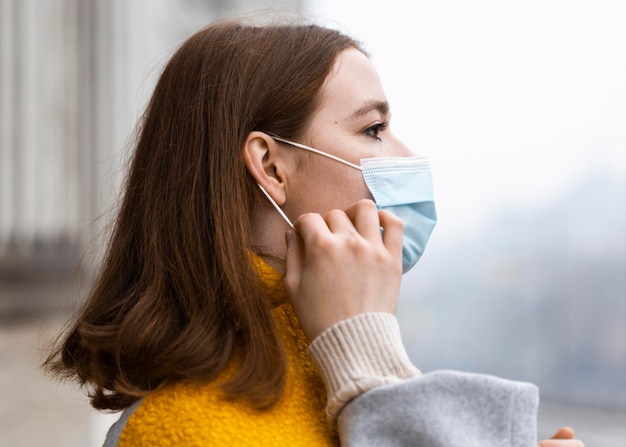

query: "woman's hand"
xmin=284 ymin=199 xmax=404 ymax=340
xmin=538 ymin=427 xmax=584 ymax=447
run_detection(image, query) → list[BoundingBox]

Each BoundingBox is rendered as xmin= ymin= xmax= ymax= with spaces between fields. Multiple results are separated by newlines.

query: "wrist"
xmin=308 ymin=312 xmax=421 ymax=421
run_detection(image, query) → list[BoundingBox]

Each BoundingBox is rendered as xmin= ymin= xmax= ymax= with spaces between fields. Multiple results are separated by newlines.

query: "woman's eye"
xmin=364 ymin=122 xmax=388 ymax=140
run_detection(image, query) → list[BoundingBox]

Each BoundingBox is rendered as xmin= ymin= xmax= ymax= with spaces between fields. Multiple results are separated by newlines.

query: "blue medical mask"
xmin=257 ymin=137 xmax=437 ymax=273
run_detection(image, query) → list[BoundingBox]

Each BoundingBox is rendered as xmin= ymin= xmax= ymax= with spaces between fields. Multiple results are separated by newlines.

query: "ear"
xmin=243 ymin=131 xmax=289 ymax=206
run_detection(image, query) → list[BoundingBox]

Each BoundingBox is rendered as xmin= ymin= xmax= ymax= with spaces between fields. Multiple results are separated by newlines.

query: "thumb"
xmin=551 ymin=427 xmax=575 ymax=439
xmin=284 ymin=229 xmax=303 ymax=294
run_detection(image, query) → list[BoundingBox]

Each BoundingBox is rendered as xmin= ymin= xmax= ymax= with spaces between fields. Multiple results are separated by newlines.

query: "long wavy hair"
xmin=44 ymin=19 xmax=361 ymax=411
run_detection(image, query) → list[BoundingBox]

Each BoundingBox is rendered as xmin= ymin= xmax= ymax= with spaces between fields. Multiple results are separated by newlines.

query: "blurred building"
xmin=0 ymin=0 xmax=302 ymax=287
xmin=0 ymin=2 xmax=302 ymax=445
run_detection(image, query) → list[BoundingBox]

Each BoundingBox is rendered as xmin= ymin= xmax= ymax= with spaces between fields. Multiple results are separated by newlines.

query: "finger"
xmin=378 ymin=209 xmax=404 ymax=261
xmin=293 ymin=212 xmax=330 ymax=246
xmin=324 ymin=208 xmax=358 ymax=235
xmin=343 ymin=199 xmax=381 ymax=240
xmin=551 ymin=427 xmax=575 ymax=439
xmin=537 ymin=440 xmax=584 ymax=447
xmin=284 ymin=229 xmax=304 ymax=290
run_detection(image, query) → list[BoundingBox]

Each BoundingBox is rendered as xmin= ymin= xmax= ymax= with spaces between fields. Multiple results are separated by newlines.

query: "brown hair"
xmin=45 ymin=19 xmax=362 ymax=411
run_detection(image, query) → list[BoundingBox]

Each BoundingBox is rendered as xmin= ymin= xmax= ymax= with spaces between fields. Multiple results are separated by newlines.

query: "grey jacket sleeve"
xmin=337 ymin=370 xmax=539 ymax=447
xmin=308 ymin=314 xmax=540 ymax=446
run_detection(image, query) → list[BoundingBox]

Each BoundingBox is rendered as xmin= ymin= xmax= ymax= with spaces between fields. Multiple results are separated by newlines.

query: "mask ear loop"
xmin=258 ymin=136 xmax=363 ymax=229
xmin=272 ymin=137 xmax=362 ymax=171
xmin=257 ymin=183 xmax=295 ymax=229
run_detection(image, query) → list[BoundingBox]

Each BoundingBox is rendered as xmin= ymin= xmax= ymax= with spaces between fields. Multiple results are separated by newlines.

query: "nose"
xmin=388 ymin=135 xmax=415 ymax=157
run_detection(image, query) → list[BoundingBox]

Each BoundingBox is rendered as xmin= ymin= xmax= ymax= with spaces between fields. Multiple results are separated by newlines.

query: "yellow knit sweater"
xmin=118 ymin=257 xmax=338 ymax=446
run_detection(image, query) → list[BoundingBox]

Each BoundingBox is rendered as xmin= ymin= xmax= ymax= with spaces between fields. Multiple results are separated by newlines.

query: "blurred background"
xmin=0 ymin=0 xmax=624 ymax=446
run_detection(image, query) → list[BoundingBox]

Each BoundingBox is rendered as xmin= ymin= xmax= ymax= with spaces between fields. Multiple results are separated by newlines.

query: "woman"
xmin=46 ymin=18 xmax=583 ymax=446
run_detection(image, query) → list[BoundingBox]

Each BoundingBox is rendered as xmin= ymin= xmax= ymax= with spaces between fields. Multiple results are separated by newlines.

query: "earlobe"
xmin=243 ymin=131 xmax=287 ymax=206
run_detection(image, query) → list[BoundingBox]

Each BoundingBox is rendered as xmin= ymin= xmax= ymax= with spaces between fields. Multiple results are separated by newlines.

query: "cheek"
xmin=325 ymin=168 xmax=371 ymax=210
xmin=285 ymin=163 xmax=369 ymax=217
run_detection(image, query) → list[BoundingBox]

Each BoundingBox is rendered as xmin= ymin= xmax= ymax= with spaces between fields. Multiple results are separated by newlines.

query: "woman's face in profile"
xmin=281 ymin=48 xmax=415 ymax=220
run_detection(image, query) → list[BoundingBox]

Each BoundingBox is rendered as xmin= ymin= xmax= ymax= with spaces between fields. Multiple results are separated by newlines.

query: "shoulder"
xmin=103 ymin=399 xmax=143 ymax=447
xmin=100 ymin=380 xmax=226 ymax=446
xmin=111 ymin=380 xmax=227 ymax=445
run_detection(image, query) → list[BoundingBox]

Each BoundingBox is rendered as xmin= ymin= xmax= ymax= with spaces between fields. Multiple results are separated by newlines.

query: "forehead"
xmin=315 ymin=48 xmax=387 ymax=121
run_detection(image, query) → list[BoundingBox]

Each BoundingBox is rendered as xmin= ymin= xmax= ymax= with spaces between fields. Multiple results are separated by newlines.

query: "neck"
xmin=250 ymin=204 xmax=290 ymax=274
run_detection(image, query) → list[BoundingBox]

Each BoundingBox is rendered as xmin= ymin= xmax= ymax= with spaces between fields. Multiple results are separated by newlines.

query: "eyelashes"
xmin=364 ymin=122 xmax=388 ymax=141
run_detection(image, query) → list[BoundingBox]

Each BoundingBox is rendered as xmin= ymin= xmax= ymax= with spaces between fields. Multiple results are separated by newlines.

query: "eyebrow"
xmin=350 ymin=100 xmax=390 ymax=119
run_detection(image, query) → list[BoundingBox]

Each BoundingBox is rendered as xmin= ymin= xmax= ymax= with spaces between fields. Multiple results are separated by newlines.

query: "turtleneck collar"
xmin=250 ymin=252 xmax=288 ymax=307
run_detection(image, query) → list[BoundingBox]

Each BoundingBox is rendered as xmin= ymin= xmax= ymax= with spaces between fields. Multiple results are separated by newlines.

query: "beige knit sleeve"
xmin=307 ymin=312 xmax=421 ymax=421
